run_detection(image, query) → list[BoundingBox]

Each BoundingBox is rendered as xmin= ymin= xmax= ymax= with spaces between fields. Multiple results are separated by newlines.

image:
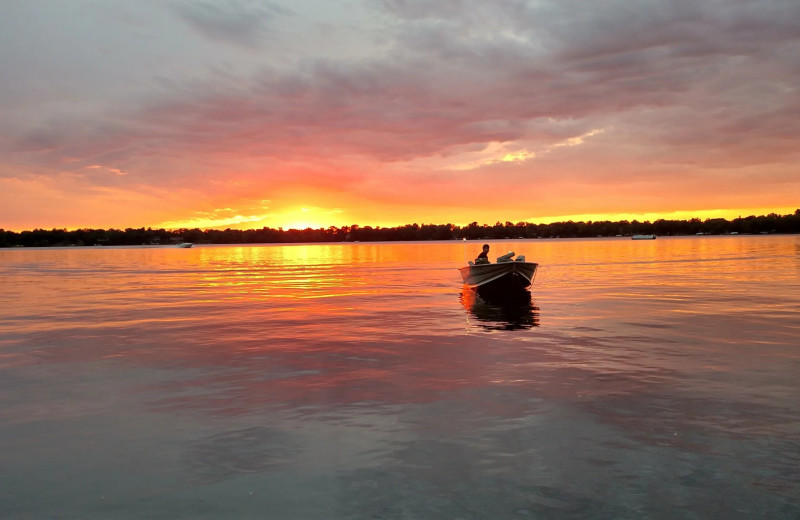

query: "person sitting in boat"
xmin=475 ymin=244 xmax=490 ymax=264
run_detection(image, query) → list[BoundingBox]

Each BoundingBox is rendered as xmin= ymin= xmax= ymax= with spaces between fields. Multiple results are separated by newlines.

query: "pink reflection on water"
xmin=1 ymin=237 xmax=798 ymax=413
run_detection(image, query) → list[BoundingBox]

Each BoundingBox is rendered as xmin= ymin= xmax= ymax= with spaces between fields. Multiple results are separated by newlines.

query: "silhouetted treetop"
xmin=2 ymin=210 xmax=799 ymax=247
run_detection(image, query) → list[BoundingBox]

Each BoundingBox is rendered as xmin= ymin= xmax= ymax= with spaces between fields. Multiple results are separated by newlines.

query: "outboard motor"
xmin=496 ymin=251 xmax=515 ymax=263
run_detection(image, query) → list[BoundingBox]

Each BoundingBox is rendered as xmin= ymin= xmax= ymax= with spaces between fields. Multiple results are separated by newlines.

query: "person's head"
xmin=482 ymin=244 xmax=490 ymax=252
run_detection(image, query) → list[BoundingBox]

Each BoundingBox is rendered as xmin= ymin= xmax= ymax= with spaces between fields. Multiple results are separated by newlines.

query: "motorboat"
xmin=631 ymin=234 xmax=656 ymax=240
xmin=177 ymin=242 xmax=194 ymax=248
xmin=459 ymin=251 xmax=538 ymax=291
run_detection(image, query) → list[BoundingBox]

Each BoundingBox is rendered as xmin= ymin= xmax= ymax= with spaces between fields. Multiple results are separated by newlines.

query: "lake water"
xmin=1 ymin=236 xmax=799 ymax=519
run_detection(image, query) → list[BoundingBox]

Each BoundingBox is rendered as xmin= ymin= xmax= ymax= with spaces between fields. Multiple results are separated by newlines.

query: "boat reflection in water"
xmin=460 ymin=286 xmax=540 ymax=330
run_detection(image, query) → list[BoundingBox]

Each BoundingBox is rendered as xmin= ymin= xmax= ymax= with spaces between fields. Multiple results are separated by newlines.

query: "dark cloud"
xmin=171 ymin=0 xmax=291 ymax=47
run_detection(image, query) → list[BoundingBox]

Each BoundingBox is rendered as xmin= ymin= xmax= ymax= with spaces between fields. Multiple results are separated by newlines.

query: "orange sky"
xmin=1 ymin=1 xmax=799 ymax=232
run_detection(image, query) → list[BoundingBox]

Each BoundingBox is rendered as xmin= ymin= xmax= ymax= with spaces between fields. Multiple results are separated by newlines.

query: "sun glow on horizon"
xmin=157 ymin=214 xmax=268 ymax=230
xmin=153 ymin=204 xmax=353 ymax=231
xmin=145 ymin=205 xmax=800 ymax=232
xmin=524 ymin=207 xmax=800 ymax=226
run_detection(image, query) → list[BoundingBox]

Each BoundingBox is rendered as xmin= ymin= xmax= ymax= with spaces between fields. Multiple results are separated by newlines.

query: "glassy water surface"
xmin=1 ymin=236 xmax=799 ymax=518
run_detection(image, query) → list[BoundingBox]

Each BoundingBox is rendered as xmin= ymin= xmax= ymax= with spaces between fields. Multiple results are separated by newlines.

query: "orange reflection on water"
xmin=3 ymin=236 xmax=799 ymax=339
xmin=0 ymin=237 xmax=798 ymax=433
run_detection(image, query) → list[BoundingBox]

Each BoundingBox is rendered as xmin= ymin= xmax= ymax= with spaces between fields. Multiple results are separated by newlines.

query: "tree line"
xmin=2 ymin=210 xmax=799 ymax=248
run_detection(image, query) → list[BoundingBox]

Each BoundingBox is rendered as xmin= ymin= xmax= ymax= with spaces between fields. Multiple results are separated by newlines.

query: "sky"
xmin=1 ymin=0 xmax=798 ymax=231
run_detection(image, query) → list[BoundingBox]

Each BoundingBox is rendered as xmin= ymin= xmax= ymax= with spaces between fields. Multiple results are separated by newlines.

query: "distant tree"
xmin=3 ymin=209 xmax=800 ymax=247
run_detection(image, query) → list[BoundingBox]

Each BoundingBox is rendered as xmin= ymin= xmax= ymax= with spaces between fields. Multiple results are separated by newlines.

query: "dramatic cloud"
xmin=1 ymin=0 xmax=798 ymax=230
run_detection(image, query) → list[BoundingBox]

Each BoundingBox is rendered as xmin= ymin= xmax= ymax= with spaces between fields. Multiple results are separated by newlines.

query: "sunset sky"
xmin=1 ymin=0 xmax=798 ymax=231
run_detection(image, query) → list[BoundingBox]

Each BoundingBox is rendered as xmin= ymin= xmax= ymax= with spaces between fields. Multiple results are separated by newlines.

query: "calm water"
xmin=1 ymin=236 xmax=799 ymax=519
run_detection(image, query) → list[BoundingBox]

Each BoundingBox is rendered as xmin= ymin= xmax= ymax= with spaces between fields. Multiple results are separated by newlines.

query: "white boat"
xmin=459 ymin=252 xmax=538 ymax=291
xmin=631 ymin=234 xmax=656 ymax=240
xmin=177 ymin=242 xmax=194 ymax=248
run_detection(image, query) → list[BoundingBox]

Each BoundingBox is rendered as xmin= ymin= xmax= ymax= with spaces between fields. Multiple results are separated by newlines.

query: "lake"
xmin=1 ymin=236 xmax=799 ymax=519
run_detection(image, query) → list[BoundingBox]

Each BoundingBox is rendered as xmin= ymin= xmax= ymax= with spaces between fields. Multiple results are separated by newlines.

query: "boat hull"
xmin=459 ymin=261 xmax=538 ymax=291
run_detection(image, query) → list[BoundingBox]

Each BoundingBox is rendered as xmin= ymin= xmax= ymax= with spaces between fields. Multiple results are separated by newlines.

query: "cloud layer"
xmin=1 ymin=0 xmax=798 ymax=230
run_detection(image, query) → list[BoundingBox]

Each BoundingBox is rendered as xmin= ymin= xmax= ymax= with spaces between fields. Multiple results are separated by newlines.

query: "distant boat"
xmin=177 ymin=242 xmax=194 ymax=248
xmin=459 ymin=252 xmax=538 ymax=291
xmin=631 ymin=234 xmax=656 ymax=240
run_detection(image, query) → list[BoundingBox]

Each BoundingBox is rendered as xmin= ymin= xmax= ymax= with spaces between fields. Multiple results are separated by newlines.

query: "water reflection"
xmin=460 ymin=286 xmax=540 ymax=330
xmin=185 ymin=426 xmax=300 ymax=485
xmin=2 ymin=238 xmax=800 ymax=518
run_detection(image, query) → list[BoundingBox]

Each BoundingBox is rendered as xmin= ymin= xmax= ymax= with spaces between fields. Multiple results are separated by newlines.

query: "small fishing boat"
xmin=631 ymin=234 xmax=656 ymax=240
xmin=459 ymin=252 xmax=538 ymax=291
xmin=177 ymin=242 xmax=194 ymax=248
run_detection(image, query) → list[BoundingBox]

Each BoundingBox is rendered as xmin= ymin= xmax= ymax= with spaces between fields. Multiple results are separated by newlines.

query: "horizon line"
xmin=3 ymin=208 xmax=798 ymax=234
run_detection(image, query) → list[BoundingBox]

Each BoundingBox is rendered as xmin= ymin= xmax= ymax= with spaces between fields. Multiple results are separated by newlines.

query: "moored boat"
xmin=459 ymin=252 xmax=538 ymax=291
xmin=177 ymin=242 xmax=194 ymax=248
xmin=631 ymin=234 xmax=656 ymax=240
